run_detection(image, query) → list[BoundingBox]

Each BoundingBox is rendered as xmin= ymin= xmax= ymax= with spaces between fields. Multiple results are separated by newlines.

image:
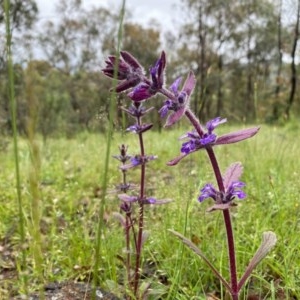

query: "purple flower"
xmin=159 ymin=99 xmax=173 ymax=118
xmin=121 ymin=103 xmax=154 ymax=118
xmin=120 ymin=202 xmax=131 ymax=213
xmin=120 ymin=154 xmax=158 ymax=170
xmin=131 ymin=156 xmax=143 ymax=167
xmin=126 ymin=123 xmax=153 ymax=134
xmin=199 ymin=162 xmax=247 ymax=211
xmin=206 ymin=117 xmax=227 ymax=133
xmin=102 ymin=51 xmax=144 ymax=93
xmin=198 ymin=184 xmax=218 ymax=202
xmin=127 ymin=83 xmax=154 ymax=101
xmin=226 ymin=181 xmax=246 ymax=201
xmin=168 ymin=122 xmax=260 ymax=166
xmin=118 ymin=194 xmax=139 ymax=203
xmin=127 ymin=51 xmax=166 ymax=101
xmin=112 ymin=144 xmax=131 ymax=163
xmin=150 ymin=51 xmax=166 ymax=90
xmin=115 ymin=183 xmax=132 ymax=193
xmin=180 ymin=117 xmax=227 ymax=154
xmin=118 ymin=194 xmax=172 ymax=205
xmin=159 ymin=72 xmax=196 ymax=127
xmin=158 ymin=78 xmax=182 ymax=117
xmin=198 ymin=181 xmax=246 ymax=203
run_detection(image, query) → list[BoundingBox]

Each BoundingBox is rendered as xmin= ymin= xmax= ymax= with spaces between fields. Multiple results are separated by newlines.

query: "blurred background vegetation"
xmin=1 ymin=0 xmax=300 ymax=140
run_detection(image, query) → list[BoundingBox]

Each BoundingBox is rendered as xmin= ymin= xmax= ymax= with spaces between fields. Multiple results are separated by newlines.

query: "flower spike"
xmin=127 ymin=51 xmax=167 ymax=101
xmin=198 ymin=163 xmax=246 ymax=212
xmin=167 ymin=119 xmax=260 ymax=166
xmin=102 ymin=51 xmax=144 ymax=93
xmin=161 ymin=71 xmax=196 ymax=127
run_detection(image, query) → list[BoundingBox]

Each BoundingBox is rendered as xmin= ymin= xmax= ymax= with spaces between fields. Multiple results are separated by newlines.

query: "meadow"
xmin=0 ymin=121 xmax=299 ymax=299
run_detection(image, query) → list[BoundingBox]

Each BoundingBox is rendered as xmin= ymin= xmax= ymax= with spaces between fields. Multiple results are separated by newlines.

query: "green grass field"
xmin=0 ymin=122 xmax=299 ymax=299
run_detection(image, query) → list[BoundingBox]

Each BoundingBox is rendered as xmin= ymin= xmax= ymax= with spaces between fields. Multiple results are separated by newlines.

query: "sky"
xmin=32 ymin=0 xmax=182 ymax=61
xmin=36 ymin=0 xmax=181 ymax=31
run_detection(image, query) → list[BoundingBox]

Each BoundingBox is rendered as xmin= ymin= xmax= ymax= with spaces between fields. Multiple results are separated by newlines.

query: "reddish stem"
xmin=185 ymin=112 xmax=239 ymax=298
xmin=133 ymin=115 xmax=146 ymax=298
xmin=205 ymin=146 xmax=238 ymax=297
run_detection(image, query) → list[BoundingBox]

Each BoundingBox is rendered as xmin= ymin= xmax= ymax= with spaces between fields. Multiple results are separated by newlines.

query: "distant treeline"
xmin=1 ymin=0 xmax=300 ymax=138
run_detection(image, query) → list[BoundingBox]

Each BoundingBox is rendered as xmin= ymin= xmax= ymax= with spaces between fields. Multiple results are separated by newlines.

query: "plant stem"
xmin=206 ymin=147 xmax=238 ymax=298
xmin=4 ymin=0 xmax=28 ymax=294
xmin=125 ymin=212 xmax=131 ymax=295
xmin=26 ymin=62 xmax=45 ymax=300
xmin=133 ymin=115 xmax=146 ymax=298
xmin=185 ymin=109 xmax=204 ymax=137
xmin=92 ymin=2 xmax=125 ymax=298
xmin=185 ymin=111 xmax=238 ymax=298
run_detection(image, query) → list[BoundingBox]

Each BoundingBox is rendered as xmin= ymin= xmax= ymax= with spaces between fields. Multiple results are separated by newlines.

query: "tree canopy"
xmin=1 ymin=0 xmax=300 ymax=137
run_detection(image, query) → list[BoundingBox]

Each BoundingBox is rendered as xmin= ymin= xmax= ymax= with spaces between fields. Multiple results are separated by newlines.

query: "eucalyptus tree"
xmin=0 ymin=0 xmax=38 ymax=133
xmin=285 ymin=0 xmax=300 ymax=119
xmin=177 ymin=0 xmax=280 ymax=121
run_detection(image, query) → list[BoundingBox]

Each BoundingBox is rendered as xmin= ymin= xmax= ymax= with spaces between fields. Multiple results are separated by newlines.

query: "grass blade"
xmin=238 ymin=231 xmax=277 ymax=291
xmin=169 ymin=229 xmax=232 ymax=293
xmin=4 ymin=0 xmax=28 ymax=294
xmin=92 ymin=1 xmax=126 ymax=298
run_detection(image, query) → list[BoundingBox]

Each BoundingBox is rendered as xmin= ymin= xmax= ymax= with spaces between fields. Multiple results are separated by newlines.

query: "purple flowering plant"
xmin=103 ymin=51 xmax=277 ymax=299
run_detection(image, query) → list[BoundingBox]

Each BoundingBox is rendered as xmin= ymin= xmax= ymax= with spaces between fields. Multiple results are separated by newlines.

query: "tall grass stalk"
xmin=166 ymin=195 xmax=190 ymax=300
xmin=4 ymin=0 xmax=28 ymax=294
xmin=25 ymin=63 xmax=45 ymax=299
xmin=92 ymin=0 xmax=126 ymax=297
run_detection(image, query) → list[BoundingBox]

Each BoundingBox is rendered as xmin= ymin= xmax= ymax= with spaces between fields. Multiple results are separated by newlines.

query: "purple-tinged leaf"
xmin=114 ymin=77 xmax=141 ymax=93
xmin=128 ymin=83 xmax=153 ymax=101
xmin=141 ymin=230 xmax=150 ymax=247
xmin=165 ymin=107 xmax=186 ymax=127
xmin=112 ymin=212 xmax=126 ymax=227
xmin=140 ymin=123 xmax=153 ymax=133
xmin=121 ymin=105 xmax=154 ymax=118
xmin=144 ymin=197 xmax=156 ymax=204
xmin=216 ymin=127 xmax=260 ymax=145
xmin=167 ymin=153 xmax=189 ymax=166
xmin=238 ymin=231 xmax=277 ymax=292
xmin=119 ymin=163 xmax=136 ymax=170
xmin=182 ymin=71 xmax=196 ymax=96
xmin=143 ymin=107 xmax=155 ymax=115
xmin=152 ymin=198 xmax=172 ymax=205
xmin=120 ymin=50 xmax=143 ymax=70
xmin=142 ymin=197 xmax=172 ymax=205
xmin=206 ymin=202 xmax=237 ymax=212
xmin=118 ymin=194 xmax=138 ymax=202
xmin=169 ymin=230 xmax=232 ymax=293
xmin=126 ymin=123 xmax=153 ymax=134
xmin=223 ymin=162 xmax=243 ymax=190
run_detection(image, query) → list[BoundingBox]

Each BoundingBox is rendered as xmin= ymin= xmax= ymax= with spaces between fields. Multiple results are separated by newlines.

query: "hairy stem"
xmin=205 ymin=147 xmax=238 ymax=296
xmin=125 ymin=212 xmax=131 ymax=297
xmin=133 ymin=115 xmax=146 ymax=298
xmin=185 ymin=112 xmax=238 ymax=298
xmin=185 ymin=109 xmax=205 ymax=137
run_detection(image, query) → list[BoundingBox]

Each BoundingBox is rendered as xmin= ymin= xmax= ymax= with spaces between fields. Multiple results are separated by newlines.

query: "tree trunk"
xmin=273 ymin=0 xmax=283 ymax=121
xmin=285 ymin=0 xmax=300 ymax=119
xmin=216 ymin=10 xmax=224 ymax=116
xmin=217 ymin=54 xmax=223 ymax=116
xmin=197 ymin=4 xmax=208 ymax=120
xmin=246 ymin=6 xmax=254 ymax=121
